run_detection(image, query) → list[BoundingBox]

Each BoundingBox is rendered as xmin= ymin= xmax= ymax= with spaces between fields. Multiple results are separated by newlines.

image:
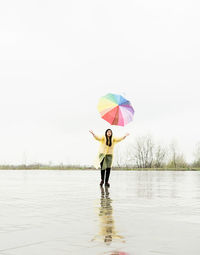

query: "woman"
xmin=89 ymin=129 xmax=129 ymax=187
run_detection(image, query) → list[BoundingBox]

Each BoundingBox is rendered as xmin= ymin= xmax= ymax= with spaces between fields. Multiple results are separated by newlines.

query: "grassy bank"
xmin=0 ymin=164 xmax=200 ymax=171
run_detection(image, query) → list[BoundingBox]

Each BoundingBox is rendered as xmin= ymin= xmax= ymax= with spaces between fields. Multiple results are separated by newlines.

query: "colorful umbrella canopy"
xmin=97 ymin=93 xmax=134 ymax=126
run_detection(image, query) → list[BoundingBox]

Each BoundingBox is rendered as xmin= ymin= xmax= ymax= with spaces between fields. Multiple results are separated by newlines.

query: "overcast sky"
xmin=0 ymin=0 xmax=199 ymax=165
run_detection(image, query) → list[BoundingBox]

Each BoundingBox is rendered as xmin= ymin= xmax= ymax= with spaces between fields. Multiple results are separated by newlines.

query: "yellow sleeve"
xmin=113 ymin=136 xmax=125 ymax=143
xmin=94 ymin=135 xmax=103 ymax=141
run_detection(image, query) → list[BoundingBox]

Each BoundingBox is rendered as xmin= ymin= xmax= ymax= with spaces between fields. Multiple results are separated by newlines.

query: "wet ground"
xmin=0 ymin=170 xmax=200 ymax=255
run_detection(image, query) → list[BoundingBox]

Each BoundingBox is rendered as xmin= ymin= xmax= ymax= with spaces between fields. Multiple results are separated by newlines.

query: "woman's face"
xmin=106 ymin=130 xmax=112 ymax=137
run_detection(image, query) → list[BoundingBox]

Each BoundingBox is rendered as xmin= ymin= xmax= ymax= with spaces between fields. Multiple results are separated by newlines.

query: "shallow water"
xmin=0 ymin=170 xmax=200 ymax=255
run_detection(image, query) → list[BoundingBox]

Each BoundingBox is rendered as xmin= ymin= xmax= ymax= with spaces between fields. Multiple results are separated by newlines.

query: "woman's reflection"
xmin=92 ymin=186 xmax=125 ymax=245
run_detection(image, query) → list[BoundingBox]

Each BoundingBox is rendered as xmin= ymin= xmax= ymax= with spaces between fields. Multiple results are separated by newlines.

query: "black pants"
xmin=100 ymin=158 xmax=111 ymax=183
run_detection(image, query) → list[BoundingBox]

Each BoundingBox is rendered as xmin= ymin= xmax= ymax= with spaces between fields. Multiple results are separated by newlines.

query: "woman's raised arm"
xmin=89 ymin=130 xmax=102 ymax=141
xmin=114 ymin=133 xmax=130 ymax=142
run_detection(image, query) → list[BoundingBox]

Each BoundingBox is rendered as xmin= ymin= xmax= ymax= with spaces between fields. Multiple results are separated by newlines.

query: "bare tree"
xmin=168 ymin=142 xmax=178 ymax=168
xmin=133 ymin=135 xmax=154 ymax=168
xmin=193 ymin=142 xmax=200 ymax=167
xmin=167 ymin=142 xmax=187 ymax=168
xmin=153 ymin=144 xmax=167 ymax=168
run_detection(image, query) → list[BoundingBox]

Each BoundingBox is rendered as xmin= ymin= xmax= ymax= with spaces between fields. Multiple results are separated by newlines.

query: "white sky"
xmin=0 ymin=0 xmax=199 ymax=165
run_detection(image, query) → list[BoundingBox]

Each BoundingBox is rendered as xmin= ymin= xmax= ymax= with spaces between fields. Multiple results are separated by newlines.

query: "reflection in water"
xmin=135 ymin=171 xmax=181 ymax=199
xmin=92 ymin=186 xmax=125 ymax=245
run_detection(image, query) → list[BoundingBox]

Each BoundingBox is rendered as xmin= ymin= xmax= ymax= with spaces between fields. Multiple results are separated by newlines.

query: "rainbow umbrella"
xmin=97 ymin=93 xmax=134 ymax=126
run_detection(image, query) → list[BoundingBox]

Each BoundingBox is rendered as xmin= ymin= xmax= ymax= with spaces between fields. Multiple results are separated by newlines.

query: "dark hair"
xmin=105 ymin=129 xmax=113 ymax=147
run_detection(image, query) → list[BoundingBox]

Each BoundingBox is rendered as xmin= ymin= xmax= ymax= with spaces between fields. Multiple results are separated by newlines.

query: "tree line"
xmin=113 ymin=135 xmax=200 ymax=169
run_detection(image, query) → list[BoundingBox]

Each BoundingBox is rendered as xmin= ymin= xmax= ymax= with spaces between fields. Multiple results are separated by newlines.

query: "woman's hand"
xmin=89 ymin=130 xmax=95 ymax=136
xmin=123 ymin=133 xmax=130 ymax=139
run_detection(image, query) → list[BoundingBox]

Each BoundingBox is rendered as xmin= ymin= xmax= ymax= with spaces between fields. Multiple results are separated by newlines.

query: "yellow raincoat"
xmin=93 ymin=135 xmax=125 ymax=169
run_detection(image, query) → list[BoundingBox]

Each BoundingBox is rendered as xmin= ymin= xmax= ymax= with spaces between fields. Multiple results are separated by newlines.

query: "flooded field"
xmin=0 ymin=170 xmax=200 ymax=255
